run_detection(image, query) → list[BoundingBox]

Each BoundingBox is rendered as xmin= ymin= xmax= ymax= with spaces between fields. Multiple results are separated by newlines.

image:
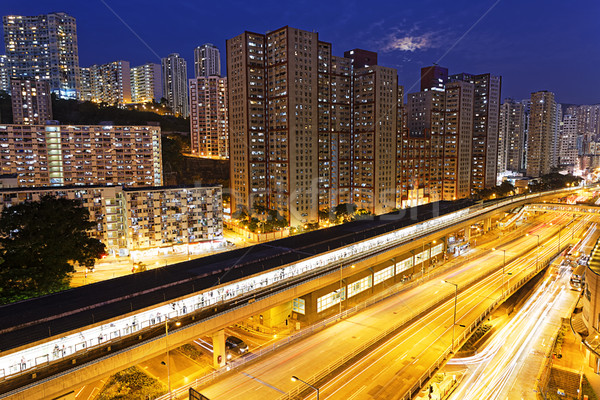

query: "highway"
xmin=444 ymin=224 xmax=597 ymax=400
xmin=188 ymin=213 xmax=588 ymax=400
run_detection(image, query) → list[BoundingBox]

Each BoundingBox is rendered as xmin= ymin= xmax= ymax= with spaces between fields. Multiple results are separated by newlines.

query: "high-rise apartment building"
xmin=228 ymin=27 xmax=399 ymax=225
xmin=498 ymin=99 xmax=525 ymax=173
xmin=420 ymin=65 xmax=448 ymax=92
xmin=0 ymin=123 xmax=162 ymax=187
xmin=131 ymin=63 xmax=163 ymax=103
xmin=526 ymin=91 xmax=557 ymax=177
xmin=347 ymin=52 xmax=399 ymax=214
xmin=3 ymin=13 xmax=80 ymax=99
xmin=194 ymin=43 xmax=221 ymax=78
xmin=399 ymin=74 xmax=474 ymax=206
xmin=558 ymin=113 xmax=578 ymax=169
xmin=449 ymin=73 xmax=501 ymax=193
xmin=10 ymin=79 xmax=53 ymax=124
xmin=162 ymin=53 xmax=189 ymax=117
xmin=88 ymin=61 xmax=132 ymax=105
xmin=0 ymin=55 xmax=9 ymax=93
xmin=79 ymin=67 xmax=93 ymax=101
xmin=442 ymin=81 xmax=474 ymax=200
xmin=189 ymin=76 xmax=228 ymax=158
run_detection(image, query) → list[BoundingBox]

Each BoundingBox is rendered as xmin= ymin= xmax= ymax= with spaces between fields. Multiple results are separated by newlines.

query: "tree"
xmin=0 ymin=195 xmax=106 ymax=303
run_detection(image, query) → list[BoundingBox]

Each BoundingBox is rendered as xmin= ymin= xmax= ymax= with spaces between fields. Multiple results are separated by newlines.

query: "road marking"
xmin=347 ymin=385 xmax=367 ymax=400
xmin=75 ymin=386 xmax=86 ymax=398
xmin=240 ymin=372 xmax=285 ymax=393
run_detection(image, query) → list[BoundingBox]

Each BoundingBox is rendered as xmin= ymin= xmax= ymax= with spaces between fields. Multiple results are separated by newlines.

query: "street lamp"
xmin=442 ymin=280 xmax=458 ymax=352
xmin=165 ymin=317 xmax=181 ymax=399
xmin=291 ymin=375 xmax=319 ymax=400
xmin=492 ymin=248 xmax=506 ymax=296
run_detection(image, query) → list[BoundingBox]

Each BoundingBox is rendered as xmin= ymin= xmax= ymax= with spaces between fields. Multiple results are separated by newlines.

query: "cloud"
xmin=381 ymin=32 xmax=435 ymax=52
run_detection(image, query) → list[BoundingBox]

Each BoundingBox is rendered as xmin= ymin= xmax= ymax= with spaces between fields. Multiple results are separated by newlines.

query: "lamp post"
xmin=291 ymin=375 xmax=319 ymax=400
xmin=492 ymin=248 xmax=506 ymax=296
xmin=165 ymin=317 xmax=181 ymax=399
xmin=442 ymin=280 xmax=458 ymax=352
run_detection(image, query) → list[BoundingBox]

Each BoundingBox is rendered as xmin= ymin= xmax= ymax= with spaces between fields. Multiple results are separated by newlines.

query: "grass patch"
xmin=96 ymin=366 xmax=166 ymax=400
xmin=178 ymin=343 xmax=206 ymax=362
xmin=553 ymin=323 xmax=568 ymax=358
xmin=460 ymin=324 xmax=491 ymax=352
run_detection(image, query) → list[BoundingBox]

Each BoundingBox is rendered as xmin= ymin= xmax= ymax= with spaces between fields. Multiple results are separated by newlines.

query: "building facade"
xmin=498 ymin=98 xmax=525 ymax=173
xmin=189 ymin=76 xmax=228 ymax=158
xmin=0 ymin=123 xmax=162 ymax=187
xmin=162 ymin=53 xmax=189 ymax=117
xmin=0 ymin=184 xmax=222 ymax=254
xmin=88 ymin=61 xmax=132 ymax=106
xmin=0 ymin=55 xmax=9 ymax=93
xmin=227 ymin=27 xmax=400 ymax=225
xmin=3 ymin=13 xmax=80 ymax=99
xmin=558 ymin=113 xmax=579 ymax=170
xmin=10 ymin=79 xmax=53 ymax=124
xmin=79 ymin=67 xmax=93 ymax=101
xmin=130 ymin=63 xmax=163 ymax=104
xmin=526 ymin=91 xmax=557 ymax=177
xmin=449 ymin=73 xmax=501 ymax=193
xmin=194 ymin=43 xmax=221 ymax=78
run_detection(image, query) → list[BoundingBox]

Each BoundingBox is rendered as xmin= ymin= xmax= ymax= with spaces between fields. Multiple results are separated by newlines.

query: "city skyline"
xmin=0 ymin=0 xmax=598 ymax=104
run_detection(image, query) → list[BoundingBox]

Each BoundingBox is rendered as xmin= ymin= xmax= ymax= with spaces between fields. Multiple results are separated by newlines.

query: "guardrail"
xmin=158 ymin=220 xmax=574 ymax=400
xmin=0 ymin=186 xmax=582 ymax=396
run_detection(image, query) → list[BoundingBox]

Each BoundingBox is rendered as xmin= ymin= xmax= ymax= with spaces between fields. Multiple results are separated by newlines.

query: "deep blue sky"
xmin=1 ymin=0 xmax=599 ymax=104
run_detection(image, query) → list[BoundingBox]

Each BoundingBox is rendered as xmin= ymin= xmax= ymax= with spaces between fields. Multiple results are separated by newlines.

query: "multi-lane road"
xmin=186 ymin=213 xmax=588 ymax=400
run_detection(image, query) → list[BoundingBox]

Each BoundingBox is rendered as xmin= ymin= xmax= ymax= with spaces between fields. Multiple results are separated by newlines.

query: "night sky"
xmin=1 ymin=0 xmax=598 ymax=104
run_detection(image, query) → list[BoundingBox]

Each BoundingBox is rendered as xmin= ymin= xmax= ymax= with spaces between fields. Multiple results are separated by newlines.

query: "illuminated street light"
xmin=291 ymin=375 xmax=319 ymax=399
xmin=442 ymin=280 xmax=458 ymax=352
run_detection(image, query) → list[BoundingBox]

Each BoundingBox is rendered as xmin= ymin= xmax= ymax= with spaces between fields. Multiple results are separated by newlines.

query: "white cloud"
xmin=382 ymin=32 xmax=435 ymax=52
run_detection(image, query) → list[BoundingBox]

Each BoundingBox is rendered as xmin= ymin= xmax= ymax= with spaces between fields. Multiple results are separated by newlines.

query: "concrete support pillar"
xmin=212 ymin=329 xmax=226 ymax=369
xmin=484 ymin=218 xmax=492 ymax=232
xmin=463 ymin=228 xmax=471 ymax=241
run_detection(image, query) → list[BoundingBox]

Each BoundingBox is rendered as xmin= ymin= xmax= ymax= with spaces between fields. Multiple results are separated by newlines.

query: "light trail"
xmin=448 ymin=222 xmax=596 ymax=400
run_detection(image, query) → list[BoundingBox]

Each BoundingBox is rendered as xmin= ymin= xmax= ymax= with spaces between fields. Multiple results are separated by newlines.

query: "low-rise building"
xmin=0 ymin=184 xmax=223 ymax=255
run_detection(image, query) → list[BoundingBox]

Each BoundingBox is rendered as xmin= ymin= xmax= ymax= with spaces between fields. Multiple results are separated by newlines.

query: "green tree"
xmin=0 ymin=195 xmax=105 ymax=303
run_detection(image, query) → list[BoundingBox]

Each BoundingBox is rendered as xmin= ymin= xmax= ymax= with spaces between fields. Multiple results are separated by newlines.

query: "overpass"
xmin=0 ymin=187 xmax=583 ymax=399
xmin=525 ymin=202 xmax=600 ymax=215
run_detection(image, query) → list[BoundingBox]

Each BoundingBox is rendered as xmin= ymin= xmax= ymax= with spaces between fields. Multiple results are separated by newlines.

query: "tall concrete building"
xmin=526 ymin=91 xmax=557 ymax=177
xmin=0 ymin=55 xmax=9 ymax=93
xmin=189 ymin=76 xmax=228 ymax=158
xmin=228 ymin=27 xmax=399 ymax=225
xmin=401 ymin=89 xmax=445 ymax=206
xmin=3 ymin=13 xmax=80 ymax=99
xmin=559 ymin=113 xmax=578 ymax=170
xmin=346 ymin=50 xmax=399 ymax=214
xmin=79 ymin=67 xmax=93 ymax=101
xmin=449 ymin=72 xmax=501 ymax=193
xmin=10 ymin=79 xmax=52 ymax=124
xmin=0 ymin=123 xmax=162 ymax=187
xmin=399 ymin=78 xmax=473 ymax=206
xmin=498 ymin=99 xmax=525 ymax=173
xmin=420 ymin=65 xmax=448 ymax=92
xmin=130 ymin=63 xmax=162 ymax=103
xmin=162 ymin=53 xmax=189 ymax=117
xmin=88 ymin=61 xmax=132 ymax=106
xmin=442 ymin=81 xmax=474 ymax=200
xmin=194 ymin=43 xmax=221 ymax=78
